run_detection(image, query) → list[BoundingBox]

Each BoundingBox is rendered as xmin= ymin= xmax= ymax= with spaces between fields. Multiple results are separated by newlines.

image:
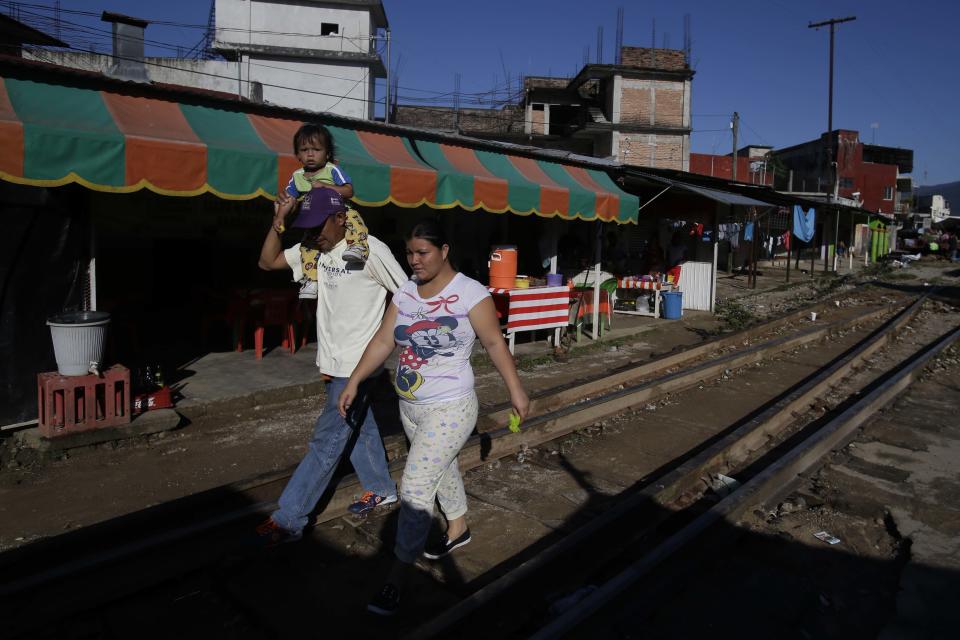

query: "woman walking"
xmin=338 ymin=219 xmax=529 ymax=616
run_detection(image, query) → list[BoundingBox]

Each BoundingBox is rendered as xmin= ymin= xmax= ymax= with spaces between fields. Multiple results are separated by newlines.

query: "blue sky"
xmin=8 ymin=0 xmax=958 ymax=185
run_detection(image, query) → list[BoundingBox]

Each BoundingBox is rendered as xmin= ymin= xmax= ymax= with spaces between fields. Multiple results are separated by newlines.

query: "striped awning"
xmin=0 ymin=74 xmax=637 ymax=222
xmin=416 ymin=140 xmax=637 ymax=223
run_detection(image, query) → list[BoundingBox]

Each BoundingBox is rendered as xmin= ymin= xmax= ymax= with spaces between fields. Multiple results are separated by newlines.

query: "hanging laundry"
xmin=793 ymin=205 xmax=816 ymax=243
xmin=729 ymin=223 xmax=741 ymax=250
xmin=744 ymin=222 xmax=755 ymax=241
xmin=782 ymin=230 xmax=791 ymax=251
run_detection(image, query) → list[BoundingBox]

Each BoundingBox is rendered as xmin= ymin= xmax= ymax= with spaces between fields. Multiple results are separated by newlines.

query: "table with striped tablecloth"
xmin=613 ymin=277 xmax=673 ymax=318
xmin=487 ymin=285 xmax=570 ymax=353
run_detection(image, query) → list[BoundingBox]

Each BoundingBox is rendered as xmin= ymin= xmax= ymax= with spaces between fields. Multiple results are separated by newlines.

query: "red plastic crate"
xmin=37 ymin=365 xmax=131 ymax=438
xmin=133 ymin=386 xmax=174 ymax=415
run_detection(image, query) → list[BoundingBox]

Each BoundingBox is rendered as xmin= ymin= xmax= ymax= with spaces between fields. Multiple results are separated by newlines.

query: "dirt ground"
xmin=0 ymin=268 xmax=845 ymax=549
xmin=2 ymin=259 xmax=959 ymax=640
xmin=1 ymin=259 xmax=957 ymax=567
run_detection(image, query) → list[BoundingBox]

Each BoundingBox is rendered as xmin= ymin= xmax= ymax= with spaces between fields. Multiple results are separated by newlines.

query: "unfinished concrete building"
xmin=523 ymin=47 xmax=693 ymax=170
xmin=392 ymin=46 xmax=694 ymax=171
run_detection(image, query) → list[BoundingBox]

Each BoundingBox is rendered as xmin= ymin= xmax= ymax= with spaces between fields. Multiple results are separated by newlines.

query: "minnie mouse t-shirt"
xmin=392 ymin=272 xmax=491 ymax=404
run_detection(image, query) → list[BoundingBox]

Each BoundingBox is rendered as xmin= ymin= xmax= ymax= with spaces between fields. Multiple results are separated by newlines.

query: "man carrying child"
xmin=254 ymin=124 xmax=408 ymax=545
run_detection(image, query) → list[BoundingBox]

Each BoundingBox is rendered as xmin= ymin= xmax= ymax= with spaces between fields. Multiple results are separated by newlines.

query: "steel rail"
xmin=0 ymin=300 xmax=901 ymax=604
xmin=405 ymin=294 xmax=927 ymax=639
xmin=531 ymin=318 xmax=960 ymax=639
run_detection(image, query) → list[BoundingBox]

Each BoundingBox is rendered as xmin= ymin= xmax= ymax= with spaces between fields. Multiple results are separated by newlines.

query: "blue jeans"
xmin=272 ymin=376 xmax=397 ymax=533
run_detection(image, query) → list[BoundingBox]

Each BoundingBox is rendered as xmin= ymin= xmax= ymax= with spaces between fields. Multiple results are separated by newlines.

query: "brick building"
xmin=689 ymin=145 xmax=775 ymax=186
xmin=771 ymin=130 xmax=913 ymax=215
xmin=393 ymin=46 xmax=694 ymax=171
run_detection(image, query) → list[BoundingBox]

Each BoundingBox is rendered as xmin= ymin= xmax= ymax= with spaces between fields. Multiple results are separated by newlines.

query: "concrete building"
xmin=917 ymin=194 xmax=952 ymax=225
xmin=23 ymin=0 xmax=388 ymax=120
xmin=393 ymin=46 xmax=694 ymax=171
xmin=771 ymin=130 xmax=913 ymax=215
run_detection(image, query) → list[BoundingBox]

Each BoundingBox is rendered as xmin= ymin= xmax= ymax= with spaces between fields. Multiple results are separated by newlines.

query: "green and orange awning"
xmin=0 ymin=74 xmax=638 ymax=223
xmin=414 ymin=141 xmax=636 ymax=223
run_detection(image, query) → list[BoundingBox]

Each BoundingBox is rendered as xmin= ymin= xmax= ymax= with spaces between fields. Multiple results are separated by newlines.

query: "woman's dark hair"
xmin=406 ymin=218 xmax=447 ymax=249
xmin=293 ymin=123 xmax=336 ymax=163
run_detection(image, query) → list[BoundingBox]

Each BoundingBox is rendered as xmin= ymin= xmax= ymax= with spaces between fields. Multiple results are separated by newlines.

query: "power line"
xmin=14 ymin=5 xmax=522 ymax=106
xmin=740 ymin=117 xmax=771 ymax=147
xmin=1 ymin=1 xmax=382 ymax=40
xmin=9 ymin=6 xmax=701 ymax=136
xmin=23 ymin=44 xmax=701 ymax=134
xmin=21 ymin=43 xmax=532 ymax=129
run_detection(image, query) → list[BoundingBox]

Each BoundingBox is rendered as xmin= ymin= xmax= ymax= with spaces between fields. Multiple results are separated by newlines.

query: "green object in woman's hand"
xmin=508 ymin=411 xmax=522 ymax=433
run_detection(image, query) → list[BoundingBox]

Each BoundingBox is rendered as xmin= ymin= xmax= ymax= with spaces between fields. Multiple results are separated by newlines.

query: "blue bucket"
xmin=662 ymin=291 xmax=683 ymax=319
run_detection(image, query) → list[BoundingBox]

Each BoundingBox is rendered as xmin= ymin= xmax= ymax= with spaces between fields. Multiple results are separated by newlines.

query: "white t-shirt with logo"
xmin=284 ymin=235 xmax=408 ymax=377
xmin=391 ymin=272 xmax=491 ymax=404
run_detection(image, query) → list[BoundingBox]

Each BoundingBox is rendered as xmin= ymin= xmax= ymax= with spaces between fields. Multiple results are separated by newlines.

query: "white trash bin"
xmin=47 ymin=311 xmax=110 ymax=376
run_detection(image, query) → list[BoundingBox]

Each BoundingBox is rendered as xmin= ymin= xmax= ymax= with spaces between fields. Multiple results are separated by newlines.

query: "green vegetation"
xmin=860 ymin=261 xmax=893 ymax=279
xmin=812 ymin=274 xmax=846 ymax=296
xmin=882 ymin=272 xmax=918 ymax=281
xmin=714 ymin=299 xmax=756 ymax=332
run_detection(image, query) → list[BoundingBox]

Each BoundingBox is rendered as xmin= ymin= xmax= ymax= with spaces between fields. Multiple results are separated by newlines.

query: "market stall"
xmin=488 ymin=284 xmax=570 ymax=353
xmin=612 ymin=276 xmax=674 ymax=318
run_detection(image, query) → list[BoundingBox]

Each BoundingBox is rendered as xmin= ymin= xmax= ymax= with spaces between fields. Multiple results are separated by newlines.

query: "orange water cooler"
xmin=488 ymin=246 xmax=518 ymax=289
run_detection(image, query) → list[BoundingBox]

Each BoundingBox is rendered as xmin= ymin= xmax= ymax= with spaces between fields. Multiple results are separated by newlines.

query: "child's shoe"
xmin=342 ymin=243 xmax=368 ymax=264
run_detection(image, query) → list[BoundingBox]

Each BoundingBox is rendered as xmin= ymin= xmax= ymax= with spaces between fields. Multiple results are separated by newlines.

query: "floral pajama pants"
xmin=394 ymin=392 xmax=478 ymax=563
xmin=343 ymin=208 xmax=369 ymax=261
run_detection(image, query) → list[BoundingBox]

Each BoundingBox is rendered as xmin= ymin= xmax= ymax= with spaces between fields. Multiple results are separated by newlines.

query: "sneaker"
xmin=422 ymin=528 xmax=471 ymax=560
xmin=254 ymin=518 xmax=302 ymax=548
xmin=367 ymin=582 xmax=401 ymax=616
xmin=348 ymin=491 xmax=398 ymax=515
xmin=342 ymin=244 xmax=368 ymax=264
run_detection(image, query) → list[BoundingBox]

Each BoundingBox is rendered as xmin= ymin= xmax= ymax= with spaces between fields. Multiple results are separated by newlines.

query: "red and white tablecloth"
xmin=487 ymin=285 xmax=570 ymax=332
xmin=616 ymin=276 xmax=666 ymax=290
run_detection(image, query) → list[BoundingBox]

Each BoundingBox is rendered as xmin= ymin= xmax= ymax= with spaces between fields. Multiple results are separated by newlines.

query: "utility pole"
xmin=731 ymin=112 xmax=739 ymax=182
xmin=808 ymin=16 xmax=856 ymax=202
xmin=384 ymin=29 xmax=391 ymax=124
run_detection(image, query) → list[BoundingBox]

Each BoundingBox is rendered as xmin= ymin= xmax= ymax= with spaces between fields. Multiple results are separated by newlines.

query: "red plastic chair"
xmin=250 ymin=290 xmax=299 ymax=359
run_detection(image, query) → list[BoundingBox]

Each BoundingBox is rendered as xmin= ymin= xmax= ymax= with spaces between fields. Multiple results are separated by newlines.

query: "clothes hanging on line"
xmin=793 ymin=205 xmax=816 ymax=242
xmin=744 ymin=222 xmax=755 ymax=242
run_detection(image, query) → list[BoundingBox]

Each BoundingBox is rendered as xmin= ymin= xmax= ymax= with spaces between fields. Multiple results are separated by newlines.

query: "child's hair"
xmin=293 ymin=123 xmax=336 ymax=163
xmin=406 ymin=218 xmax=447 ymax=249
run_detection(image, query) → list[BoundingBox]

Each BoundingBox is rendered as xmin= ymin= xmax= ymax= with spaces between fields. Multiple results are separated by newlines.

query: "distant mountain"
xmin=917 ymin=180 xmax=960 ymax=206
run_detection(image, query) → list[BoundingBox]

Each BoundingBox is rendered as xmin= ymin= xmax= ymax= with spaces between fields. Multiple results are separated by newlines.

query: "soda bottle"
xmin=144 ymin=365 xmax=155 ymax=389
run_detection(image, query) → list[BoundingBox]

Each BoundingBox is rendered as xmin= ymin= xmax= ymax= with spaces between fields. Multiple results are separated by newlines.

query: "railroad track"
xmin=2 ymin=289 xmax=943 ymax=638
xmin=407 ymin=295 xmax=960 ymax=639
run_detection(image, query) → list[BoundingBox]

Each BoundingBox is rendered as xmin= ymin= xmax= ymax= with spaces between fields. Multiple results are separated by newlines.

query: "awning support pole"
xmin=88 ymin=227 xmax=97 ymax=311
xmin=592 ymin=222 xmax=602 ymax=340
xmin=786 ymin=209 xmax=793 ymax=283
